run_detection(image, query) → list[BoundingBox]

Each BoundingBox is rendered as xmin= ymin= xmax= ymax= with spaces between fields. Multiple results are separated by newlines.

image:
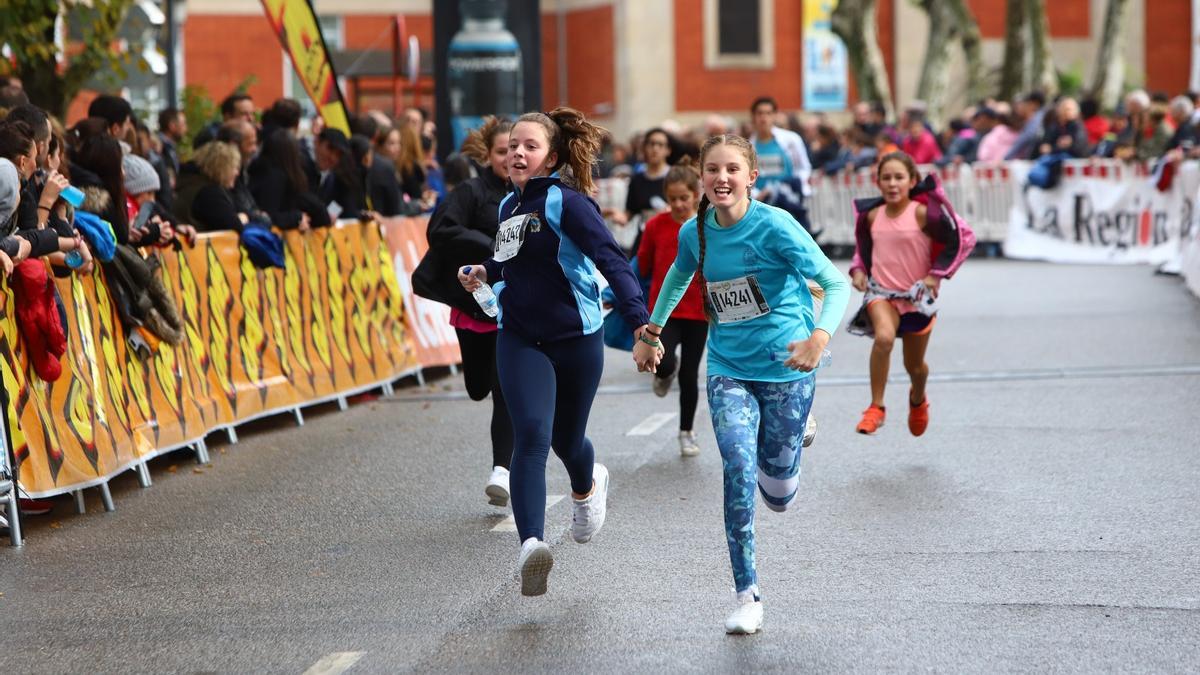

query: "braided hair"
xmin=695 ymin=134 xmax=757 ymax=322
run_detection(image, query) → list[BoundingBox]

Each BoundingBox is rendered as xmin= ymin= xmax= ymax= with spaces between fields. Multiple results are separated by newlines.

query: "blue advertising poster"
xmin=803 ymin=0 xmax=848 ymax=112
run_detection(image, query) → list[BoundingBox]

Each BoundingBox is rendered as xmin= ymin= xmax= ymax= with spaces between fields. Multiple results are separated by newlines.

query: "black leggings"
xmin=456 ymin=328 xmax=513 ymax=470
xmin=497 ymin=329 xmax=604 ymax=542
xmin=654 ymin=318 xmax=708 ymax=431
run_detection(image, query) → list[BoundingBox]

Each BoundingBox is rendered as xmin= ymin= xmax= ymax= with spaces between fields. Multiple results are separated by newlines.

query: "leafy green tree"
xmin=0 ymin=0 xmax=136 ymax=119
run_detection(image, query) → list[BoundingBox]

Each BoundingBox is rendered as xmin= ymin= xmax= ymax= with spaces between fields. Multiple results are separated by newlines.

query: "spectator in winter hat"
xmin=123 ymin=152 xmax=161 ymax=197
xmin=0 ymin=158 xmax=33 ymax=273
xmin=123 ymin=152 xmax=196 ymax=247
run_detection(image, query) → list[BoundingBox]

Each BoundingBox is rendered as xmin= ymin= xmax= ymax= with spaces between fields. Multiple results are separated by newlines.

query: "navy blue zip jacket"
xmin=482 ymin=174 xmax=649 ymax=343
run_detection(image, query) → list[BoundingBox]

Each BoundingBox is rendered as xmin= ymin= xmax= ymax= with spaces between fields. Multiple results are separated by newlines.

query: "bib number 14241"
xmin=706 ymin=276 xmax=770 ymax=324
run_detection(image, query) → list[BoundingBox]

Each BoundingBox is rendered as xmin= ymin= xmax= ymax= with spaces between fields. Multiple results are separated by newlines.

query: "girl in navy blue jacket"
xmin=459 ymin=108 xmax=653 ymax=596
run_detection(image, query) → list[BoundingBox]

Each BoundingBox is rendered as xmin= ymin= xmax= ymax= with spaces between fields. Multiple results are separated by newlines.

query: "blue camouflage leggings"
xmin=707 ymin=375 xmax=815 ymax=594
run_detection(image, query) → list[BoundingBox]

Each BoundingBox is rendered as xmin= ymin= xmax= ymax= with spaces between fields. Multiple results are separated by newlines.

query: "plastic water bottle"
xmin=65 ymin=250 xmax=84 ymax=269
xmin=447 ymin=0 xmax=523 ymax=149
xmin=463 ymin=266 xmax=498 ymax=317
xmin=60 ymin=185 xmax=85 ymax=208
xmin=771 ymin=348 xmax=832 ymax=370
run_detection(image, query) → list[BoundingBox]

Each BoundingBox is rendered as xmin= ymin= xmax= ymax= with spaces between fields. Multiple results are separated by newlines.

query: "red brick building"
xmin=176 ymin=0 xmax=1194 ymax=138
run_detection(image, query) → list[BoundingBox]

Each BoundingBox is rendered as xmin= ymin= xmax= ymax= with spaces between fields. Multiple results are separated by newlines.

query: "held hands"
xmin=851 ymin=269 xmax=868 ymax=293
xmin=632 ymin=325 xmax=664 ymax=373
xmin=783 ymin=330 xmax=830 ymax=372
xmin=458 ymin=264 xmax=487 ymax=292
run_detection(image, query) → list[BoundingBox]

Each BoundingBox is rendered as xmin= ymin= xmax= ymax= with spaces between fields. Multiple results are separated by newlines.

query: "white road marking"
xmin=491 ymin=495 xmax=565 ymax=532
xmin=626 ymin=412 xmax=677 ymax=436
xmin=303 ymin=651 xmax=365 ymax=675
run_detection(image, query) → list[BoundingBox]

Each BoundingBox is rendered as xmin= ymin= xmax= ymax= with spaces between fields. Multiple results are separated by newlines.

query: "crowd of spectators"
xmin=0 ymin=81 xmax=448 ymax=280
xmin=0 ymin=78 xmax=459 ymax=374
xmin=596 ymin=88 xmax=1200 ymax=186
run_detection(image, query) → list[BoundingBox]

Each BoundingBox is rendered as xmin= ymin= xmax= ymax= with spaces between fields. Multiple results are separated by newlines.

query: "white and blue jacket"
xmin=482 ymin=174 xmax=650 ymax=343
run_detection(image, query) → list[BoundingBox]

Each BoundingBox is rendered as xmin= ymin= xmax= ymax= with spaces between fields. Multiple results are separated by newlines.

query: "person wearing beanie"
xmin=0 ymin=157 xmax=50 ymax=264
xmin=123 ymin=153 xmax=195 ymax=247
xmin=123 ymin=153 xmax=160 ymax=196
xmin=0 ymin=158 xmax=31 ymax=273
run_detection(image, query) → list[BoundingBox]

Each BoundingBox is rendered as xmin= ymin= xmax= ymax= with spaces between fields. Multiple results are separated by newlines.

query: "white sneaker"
xmin=518 ymin=538 xmax=554 ymax=596
xmin=652 ymin=371 xmax=675 ymax=397
xmin=485 ymin=466 xmax=510 ymax=507
xmin=571 ymin=463 xmax=609 ymax=543
xmin=803 ymin=413 xmax=818 ymax=448
xmin=725 ymin=590 xmax=764 ymax=635
xmin=678 ymin=430 xmax=700 ymax=457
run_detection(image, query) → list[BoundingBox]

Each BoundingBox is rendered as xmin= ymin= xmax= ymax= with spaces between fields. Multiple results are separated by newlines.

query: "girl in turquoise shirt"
xmin=633 ymin=135 xmax=850 ymax=635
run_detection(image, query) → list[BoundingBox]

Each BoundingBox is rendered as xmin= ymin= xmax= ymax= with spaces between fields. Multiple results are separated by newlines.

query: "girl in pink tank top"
xmin=849 ymin=152 xmax=940 ymax=438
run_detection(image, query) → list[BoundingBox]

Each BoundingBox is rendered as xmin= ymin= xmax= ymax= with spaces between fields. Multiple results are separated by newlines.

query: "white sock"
xmin=736 ymin=586 xmax=761 ymax=603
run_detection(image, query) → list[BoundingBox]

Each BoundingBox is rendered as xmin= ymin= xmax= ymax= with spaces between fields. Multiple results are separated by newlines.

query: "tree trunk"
xmin=1025 ymin=0 xmax=1058 ymax=96
xmin=831 ymin=0 xmax=896 ymax=121
xmin=1090 ymin=0 xmax=1132 ymax=110
xmin=998 ymin=0 xmax=1027 ymax=101
xmin=947 ymin=0 xmax=987 ymax=103
xmin=915 ymin=0 xmax=959 ymax=127
xmin=23 ymin=60 xmax=70 ymax=121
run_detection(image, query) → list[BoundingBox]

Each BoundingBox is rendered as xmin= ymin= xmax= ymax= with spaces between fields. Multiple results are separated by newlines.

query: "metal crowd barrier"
xmin=809 ymin=163 xmax=1014 ymax=249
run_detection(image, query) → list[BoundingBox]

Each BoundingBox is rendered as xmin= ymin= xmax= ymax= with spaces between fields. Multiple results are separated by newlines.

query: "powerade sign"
xmin=435 ymin=0 xmax=541 ymax=159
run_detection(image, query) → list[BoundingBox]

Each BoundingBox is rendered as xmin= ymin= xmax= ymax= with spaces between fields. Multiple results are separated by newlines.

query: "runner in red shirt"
xmin=636 ymin=159 xmax=708 ymax=456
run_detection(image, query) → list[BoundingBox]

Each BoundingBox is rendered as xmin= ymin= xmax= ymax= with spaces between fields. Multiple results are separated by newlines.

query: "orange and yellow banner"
xmin=260 ymin=0 xmax=351 ymax=135
xmin=382 ymin=217 xmax=462 ymax=369
xmin=0 ymin=223 xmax=416 ymax=497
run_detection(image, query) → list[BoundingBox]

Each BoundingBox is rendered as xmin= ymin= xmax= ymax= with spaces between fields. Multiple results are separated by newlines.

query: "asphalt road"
xmin=1 ymin=259 xmax=1198 ymax=673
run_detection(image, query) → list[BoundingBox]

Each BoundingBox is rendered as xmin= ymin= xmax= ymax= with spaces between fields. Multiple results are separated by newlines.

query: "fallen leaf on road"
xmin=49 ymin=522 xmax=61 ymax=529
xmin=167 ymin=465 xmax=178 ymax=473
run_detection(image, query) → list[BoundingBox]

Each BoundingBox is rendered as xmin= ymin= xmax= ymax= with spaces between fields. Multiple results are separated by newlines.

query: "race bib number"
xmin=706 ymin=276 xmax=771 ymax=324
xmin=494 ymin=213 xmax=537 ymax=262
xmin=757 ymin=153 xmax=786 ymax=178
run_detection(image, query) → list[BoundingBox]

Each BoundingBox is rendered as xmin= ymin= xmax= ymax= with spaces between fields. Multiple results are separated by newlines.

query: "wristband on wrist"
xmin=644 ymin=327 xmax=661 ymax=338
xmin=637 ymin=334 xmax=661 ymax=348
xmin=37 ymin=204 xmax=51 ymax=212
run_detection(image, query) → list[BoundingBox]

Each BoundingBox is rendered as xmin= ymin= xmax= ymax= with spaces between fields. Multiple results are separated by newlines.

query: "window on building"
xmin=284 ymin=14 xmax=343 ymax=118
xmin=718 ymin=0 xmax=760 ymax=55
xmin=705 ymin=0 xmax=774 ymax=69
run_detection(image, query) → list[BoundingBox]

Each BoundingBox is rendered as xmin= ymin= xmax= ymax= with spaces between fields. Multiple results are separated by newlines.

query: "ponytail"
xmin=665 ymin=156 xmax=701 ymax=195
xmin=518 ymin=107 xmax=606 ymax=196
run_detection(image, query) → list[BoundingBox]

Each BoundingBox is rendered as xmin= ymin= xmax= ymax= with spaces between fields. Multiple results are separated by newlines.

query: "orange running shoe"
xmin=856 ymin=404 xmax=886 ymax=434
xmin=908 ymin=389 xmax=929 ymax=436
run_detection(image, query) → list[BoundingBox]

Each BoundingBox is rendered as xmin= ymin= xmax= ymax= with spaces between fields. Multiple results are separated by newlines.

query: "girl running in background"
xmin=423 ymin=117 xmax=515 ymax=507
xmin=636 ymin=159 xmax=707 ymax=456
xmin=633 ymin=135 xmax=850 ymax=635
xmin=847 ymin=151 xmax=974 ymax=436
xmin=459 ymin=108 xmax=652 ymax=598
